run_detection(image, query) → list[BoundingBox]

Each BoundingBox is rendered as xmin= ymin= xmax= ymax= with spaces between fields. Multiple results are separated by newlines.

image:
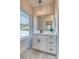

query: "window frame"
xmin=20 ymin=11 xmax=31 ymax=38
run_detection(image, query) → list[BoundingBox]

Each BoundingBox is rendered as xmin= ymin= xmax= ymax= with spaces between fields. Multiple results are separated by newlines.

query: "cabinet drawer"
xmin=47 ymin=41 xmax=56 ymax=47
xmin=47 ymin=35 xmax=56 ymax=40
xmin=47 ymin=39 xmax=56 ymax=42
xmin=47 ymin=47 xmax=56 ymax=54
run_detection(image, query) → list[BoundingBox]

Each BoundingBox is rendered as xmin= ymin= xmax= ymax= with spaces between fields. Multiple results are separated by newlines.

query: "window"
xmin=20 ymin=11 xmax=30 ymax=38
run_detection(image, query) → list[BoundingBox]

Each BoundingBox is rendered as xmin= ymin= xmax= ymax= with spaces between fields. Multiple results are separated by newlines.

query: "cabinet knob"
xmin=49 ymin=36 xmax=53 ymax=38
xmin=49 ymin=48 xmax=54 ymax=51
xmin=37 ymin=39 xmax=40 ymax=43
xmin=49 ymin=42 xmax=54 ymax=44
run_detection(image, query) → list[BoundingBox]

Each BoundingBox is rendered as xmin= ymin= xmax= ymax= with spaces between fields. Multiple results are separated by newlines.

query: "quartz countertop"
xmin=33 ymin=31 xmax=56 ymax=35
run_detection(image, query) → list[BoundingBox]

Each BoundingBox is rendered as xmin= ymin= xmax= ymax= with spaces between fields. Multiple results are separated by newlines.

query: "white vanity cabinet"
xmin=32 ymin=34 xmax=47 ymax=51
xmin=32 ymin=33 xmax=57 ymax=55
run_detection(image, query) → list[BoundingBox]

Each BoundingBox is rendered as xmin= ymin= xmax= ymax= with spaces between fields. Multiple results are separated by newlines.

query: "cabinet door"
xmin=32 ymin=38 xmax=40 ymax=50
xmin=40 ymin=38 xmax=46 ymax=51
xmin=47 ymin=39 xmax=56 ymax=47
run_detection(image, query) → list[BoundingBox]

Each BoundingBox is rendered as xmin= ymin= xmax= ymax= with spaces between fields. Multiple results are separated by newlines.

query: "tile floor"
xmin=20 ymin=39 xmax=56 ymax=59
xmin=21 ymin=48 xmax=56 ymax=59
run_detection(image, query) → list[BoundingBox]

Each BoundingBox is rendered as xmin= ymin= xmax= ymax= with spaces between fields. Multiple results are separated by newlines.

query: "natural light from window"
xmin=20 ymin=11 xmax=30 ymax=39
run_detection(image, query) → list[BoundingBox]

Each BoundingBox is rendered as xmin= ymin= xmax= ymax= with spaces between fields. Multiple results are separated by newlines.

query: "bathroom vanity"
xmin=32 ymin=31 xmax=57 ymax=59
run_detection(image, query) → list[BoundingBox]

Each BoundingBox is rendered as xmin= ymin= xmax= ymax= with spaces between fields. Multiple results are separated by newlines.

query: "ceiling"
xmin=27 ymin=0 xmax=54 ymax=8
xmin=21 ymin=0 xmax=55 ymax=16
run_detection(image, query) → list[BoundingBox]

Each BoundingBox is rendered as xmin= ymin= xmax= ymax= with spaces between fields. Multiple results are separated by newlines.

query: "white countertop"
xmin=33 ymin=31 xmax=56 ymax=35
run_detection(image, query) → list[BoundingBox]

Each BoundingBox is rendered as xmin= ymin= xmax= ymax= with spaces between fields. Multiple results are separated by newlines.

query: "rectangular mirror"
xmin=33 ymin=14 xmax=56 ymax=33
